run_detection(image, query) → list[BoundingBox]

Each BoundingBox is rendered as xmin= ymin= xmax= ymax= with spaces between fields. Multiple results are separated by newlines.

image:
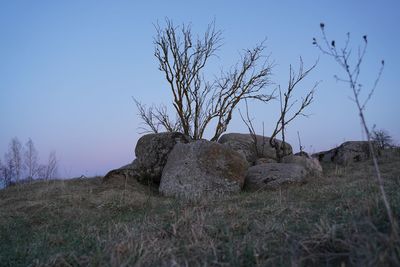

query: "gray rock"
xmin=245 ymin=163 xmax=308 ymax=191
xmin=282 ymin=154 xmax=323 ymax=177
xmin=159 ymin=140 xmax=248 ymax=199
xmin=134 ymin=132 xmax=191 ymax=184
xmin=218 ymin=133 xmax=292 ymax=164
xmin=312 ymin=141 xmax=377 ymax=165
xmin=103 ymin=160 xmax=140 ymax=182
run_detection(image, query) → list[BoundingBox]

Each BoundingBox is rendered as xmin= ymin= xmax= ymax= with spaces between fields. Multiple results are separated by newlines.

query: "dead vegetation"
xmin=1 ymin=151 xmax=399 ymax=266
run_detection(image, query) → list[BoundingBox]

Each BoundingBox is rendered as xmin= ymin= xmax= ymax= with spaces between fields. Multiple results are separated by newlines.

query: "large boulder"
xmin=134 ymin=132 xmax=191 ymax=184
xmin=282 ymin=154 xmax=323 ymax=177
xmin=218 ymin=133 xmax=292 ymax=164
xmin=245 ymin=163 xmax=308 ymax=191
xmin=312 ymin=141 xmax=376 ymax=165
xmin=159 ymin=140 xmax=248 ymax=199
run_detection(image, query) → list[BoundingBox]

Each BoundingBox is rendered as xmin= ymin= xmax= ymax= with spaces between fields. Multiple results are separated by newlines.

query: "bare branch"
xmin=133 ymin=98 xmax=159 ymax=134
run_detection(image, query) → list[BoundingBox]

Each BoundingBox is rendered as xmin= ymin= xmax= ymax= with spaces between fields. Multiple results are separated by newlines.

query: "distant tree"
xmin=2 ymin=152 xmax=14 ymax=187
xmin=7 ymin=137 xmax=23 ymax=183
xmin=40 ymin=151 xmax=58 ymax=180
xmin=372 ymin=129 xmax=393 ymax=149
xmin=24 ymin=138 xmax=39 ymax=180
xmin=136 ymin=19 xmax=274 ymax=141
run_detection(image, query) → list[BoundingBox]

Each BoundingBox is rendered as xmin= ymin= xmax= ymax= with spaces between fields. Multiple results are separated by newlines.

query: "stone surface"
xmin=294 ymin=151 xmax=309 ymax=157
xmin=255 ymin=157 xmax=277 ymax=165
xmin=245 ymin=163 xmax=308 ymax=191
xmin=218 ymin=133 xmax=292 ymax=164
xmin=134 ymin=132 xmax=191 ymax=183
xmin=282 ymin=154 xmax=323 ymax=177
xmin=159 ymin=140 xmax=248 ymax=199
xmin=312 ymin=141 xmax=376 ymax=165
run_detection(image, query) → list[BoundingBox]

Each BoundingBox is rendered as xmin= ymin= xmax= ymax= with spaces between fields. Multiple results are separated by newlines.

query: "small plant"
xmin=313 ymin=23 xmax=397 ymax=237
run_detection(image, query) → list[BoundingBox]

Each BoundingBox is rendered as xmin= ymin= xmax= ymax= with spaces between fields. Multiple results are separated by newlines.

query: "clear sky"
xmin=1 ymin=0 xmax=399 ymax=178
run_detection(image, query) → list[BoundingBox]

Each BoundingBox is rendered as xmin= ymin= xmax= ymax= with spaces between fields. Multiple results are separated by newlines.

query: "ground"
xmin=1 ymin=150 xmax=399 ymax=266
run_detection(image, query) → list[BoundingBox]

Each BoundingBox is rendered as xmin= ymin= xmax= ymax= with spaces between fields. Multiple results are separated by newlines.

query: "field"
xmin=1 ymin=150 xmax=399 ymax=266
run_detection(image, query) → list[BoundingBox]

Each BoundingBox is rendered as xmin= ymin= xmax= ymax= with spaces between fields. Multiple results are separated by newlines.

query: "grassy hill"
xmin=1 ymin=151 xmax=399 ymax=266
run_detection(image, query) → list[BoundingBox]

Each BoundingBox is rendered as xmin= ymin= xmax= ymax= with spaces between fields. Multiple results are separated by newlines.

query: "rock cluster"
xmin=104 ymin=132 xmax=327 ymax=199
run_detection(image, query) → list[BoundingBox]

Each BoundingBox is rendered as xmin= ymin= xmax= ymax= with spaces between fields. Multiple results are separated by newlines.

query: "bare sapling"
xmin=270 ymin=58 xmax=319 ymax=161
xmin=297 ymin=131 xmax=304 ymax=154
xmin=313 ymin=23 xmax=397 ymax=237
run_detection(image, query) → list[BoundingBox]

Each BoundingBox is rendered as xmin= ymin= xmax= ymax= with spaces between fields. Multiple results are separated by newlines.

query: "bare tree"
xmin=43 ymin=151 xmax=58 ymax=180
xmin=136 ymin=19 xmax=274 ymax=141
xmin=270 ymin=58 xmax=319 ymax=161
xmin=372 ymin=128 xmax=393 ymax=150
xmin=313 ymin=23 xmax=397 ymax=237
xmin=24 ymin=138 xmax=39 ymax=181
xmin=7 ymin=137 xmax=23 ymax=183
xmin=2 ymin=152 xmax=14 ymax=187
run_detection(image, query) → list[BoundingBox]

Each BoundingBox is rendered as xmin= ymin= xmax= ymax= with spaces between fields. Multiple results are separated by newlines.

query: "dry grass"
xmin=1 ymin=151 xmax=399 ymax=266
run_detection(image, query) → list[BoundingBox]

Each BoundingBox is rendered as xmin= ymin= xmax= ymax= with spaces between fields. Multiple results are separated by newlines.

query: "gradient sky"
xmin=1 ymin=0 xmax=399 ymax=178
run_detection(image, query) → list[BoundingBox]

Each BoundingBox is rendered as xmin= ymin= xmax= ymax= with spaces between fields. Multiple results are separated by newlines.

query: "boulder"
xmin=103 ymin=160 xmax=140 ymax=182
xmin=159 ymin=140 xmax=248 ymax=199
xmin=282 ymin=154 xmax=323 ymax=177
xmin=312 ymin=141 xmax=376 ymax=165
xmin=134 ymin=132 xmax=191 ymax=184
xmin=312 ymin=150 xmax=336 ymax=163
xmin=218 ymin=133 xmax=292 ymax=164
xmin=245 ymin=163 xmax=308 ymax=191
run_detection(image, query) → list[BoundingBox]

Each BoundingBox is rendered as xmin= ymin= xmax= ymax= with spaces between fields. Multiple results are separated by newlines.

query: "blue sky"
xmin=0 ymin=0 xmax=399 ymax=177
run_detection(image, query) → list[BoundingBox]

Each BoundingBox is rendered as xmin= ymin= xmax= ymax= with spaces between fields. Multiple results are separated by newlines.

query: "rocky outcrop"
xmin=218 ymin=133 xmax=292 ymax=165
xmin=134 ymin=132 xmax=191 ymax=183
xmin=282 ymin=154 xmax=323 ymax=177
xmin=245 ymin=163 xmax=308 ymax=191
xmin=159 ymin=140 xmax=248 ymax=199
xmin=312 ymin=141 xmax=376 ymax=165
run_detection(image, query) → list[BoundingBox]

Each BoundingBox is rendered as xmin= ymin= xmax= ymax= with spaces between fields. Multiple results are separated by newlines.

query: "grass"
xmin=0 ymin=150 xmax=399 ymax=266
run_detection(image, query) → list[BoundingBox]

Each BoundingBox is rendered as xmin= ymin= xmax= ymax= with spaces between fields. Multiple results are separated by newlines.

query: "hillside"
xmin=1 ymin=150 xmax=399 ymax=266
